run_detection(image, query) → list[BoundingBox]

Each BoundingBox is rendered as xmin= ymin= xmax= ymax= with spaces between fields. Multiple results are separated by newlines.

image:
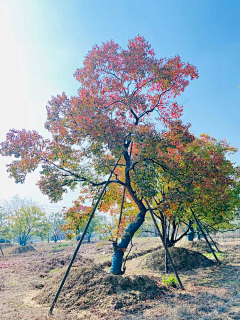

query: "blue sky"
xmin=0 ymin=0 xmax=239 ymax=211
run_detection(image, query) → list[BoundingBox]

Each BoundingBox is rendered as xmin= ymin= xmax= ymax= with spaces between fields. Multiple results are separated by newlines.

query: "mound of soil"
xmin=95 ymin=243 xmax=113 ymax=254
xmin=35 ymin=261 xmax=166 ymax=311
xmin=178 ymin=240 xmax=218 ymax=253
xmin=10 ymin=245 xmax=36 ymax=254
xmin=29 ymin=253 xmax=92 ymax=274
xmin=140 ymin=247 xmax=214 ymax=272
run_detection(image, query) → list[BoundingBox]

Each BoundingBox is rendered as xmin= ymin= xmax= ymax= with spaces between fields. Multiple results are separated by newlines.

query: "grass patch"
xmin=196 ymin=277 xmax=212 ymax=286
xmin=162 ymin=274 xmax=178 ymax=288
xmin=52 ymin=242 xmax=73 ymax=250
xmin=9 ymin=280 xmax=18 ymax=286
xmin=203 ymin=252 xmax=223 ymax=259
xmin=49 ymin=268 xmax=60 ymax=273
xmin=46 ymin=253 xmax=53 ymax=257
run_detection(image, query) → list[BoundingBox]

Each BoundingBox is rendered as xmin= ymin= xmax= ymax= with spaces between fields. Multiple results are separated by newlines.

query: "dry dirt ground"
xmin=0 ymin=237 xmax=240 ymax=320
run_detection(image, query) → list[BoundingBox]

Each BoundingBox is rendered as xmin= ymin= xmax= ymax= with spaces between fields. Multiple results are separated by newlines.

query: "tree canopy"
xmin=9 ymin=206 xmax=49 ymax=246
xmin=0 ymin=36 xmax=239 ymax=243
xmin=0 ymin=195 xmax=50 ymax=245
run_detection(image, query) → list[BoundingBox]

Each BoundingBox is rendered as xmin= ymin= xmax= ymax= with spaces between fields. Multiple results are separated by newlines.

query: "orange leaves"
xmin=73 ymin=36 xmax=198 ymax=133
xmin=61 ymin=201 xmax=90 ymax=233
xmin=0 ymin=129 xmax=47 ymax=184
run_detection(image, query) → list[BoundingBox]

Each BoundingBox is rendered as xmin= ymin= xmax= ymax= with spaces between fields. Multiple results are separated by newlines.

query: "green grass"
xmin=196 ymin=278 xmax=210 ymax=286
xmin=9 ymin=280 xmax=18 ymax=286
xmin=52 ymin=242 xmax=73 ymax=250
xmin=203 ymin=252 xmax=223 ymax=259
xmin=49 ymin=268 xmax=60 ymax=273
xmin=46 ymin=253 xmax=53 ymax=257
xmin=162 ymin=274 xmax=178 ymax=288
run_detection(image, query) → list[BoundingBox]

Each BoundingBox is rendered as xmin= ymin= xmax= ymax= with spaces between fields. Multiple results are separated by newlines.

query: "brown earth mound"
xmin=178 ymin=240 xmax=218 ymax=253
xmin=95 ymin=243 xmax=113 ymax=254
xmin=35 ymin=261 xmax=166 ymax=311
xmin=140 ymin=247 xmax=214 ymax=272
xmin=10 ymin=245 xmax=36 ymax=254
xmin=28 ymin=253 xmax=92 ymax=274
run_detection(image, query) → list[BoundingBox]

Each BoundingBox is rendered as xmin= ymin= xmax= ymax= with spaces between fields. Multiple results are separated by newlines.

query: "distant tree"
xmin=62 ymin=205 xmax=109 ymax=243
xmin=0 ymin=207 xmax=11 ymax=241
xmin=3 ymin=195 xmax=38 ymax=214
xmin=48 ymin=212 xmax=65 ymax=243
xmin=1 ymin=195 xmax=49 ymax=246
xmin=9 ymin=206 xmax=49 ymax=246
xmin=93 ymin=215 xmax=114 ymax=240
xmin=79 ymin=217 xmax=99 ymax=243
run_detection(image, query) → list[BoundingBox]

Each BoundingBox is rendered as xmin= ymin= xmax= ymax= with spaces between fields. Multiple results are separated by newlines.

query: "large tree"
xmin=78 ymin=122 xmax=240 ymax=247
xmin=4 ymin=35 xmax=233 ymax=273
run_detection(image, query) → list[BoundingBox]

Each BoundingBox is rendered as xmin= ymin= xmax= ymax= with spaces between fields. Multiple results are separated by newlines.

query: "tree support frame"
xmin=49 ymin=153 xmax=123 ymax=315
xmin=146 ymin=200 xmax=184 ymax=290
xmin=190 ymin=207 xmax=220 ymax=264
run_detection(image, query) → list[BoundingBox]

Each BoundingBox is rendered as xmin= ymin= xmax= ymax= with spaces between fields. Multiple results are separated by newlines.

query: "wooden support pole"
xmin=190 ymin=207 xmax=220 ymax=265
xmin=0 ymin=245 xmax=4 ymax=257
xmin=146 ymin=201 xmax=184 ymax=290
xmin=49 ymin=153 xmax=123 ymax=315
xmin=164 ymin=216 xmax=168 ymax=273
xmin=116 ymin=186 xmax=126 ymax=243
xmin=199 ymin=220 xmax=221 ymax=253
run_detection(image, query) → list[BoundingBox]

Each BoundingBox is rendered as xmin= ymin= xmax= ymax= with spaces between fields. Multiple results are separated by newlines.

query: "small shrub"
xmin=162 ymin=274 xmax=178 ymax=288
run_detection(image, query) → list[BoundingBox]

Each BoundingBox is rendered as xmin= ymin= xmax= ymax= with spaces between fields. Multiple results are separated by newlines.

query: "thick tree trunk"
xmin=110 ymin=146 xmax=147 ymax=275
xmin=110 ymin=211 xmax=146 ymax=275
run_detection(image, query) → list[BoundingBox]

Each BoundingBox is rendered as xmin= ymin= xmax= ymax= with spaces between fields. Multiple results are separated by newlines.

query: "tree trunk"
xmin=87 ymin=233 xmax=91 ymax=243
xmin=187 ymin=223 xmax=195 ymax=241
xmin=110 ymin=211 xmax=145 ymax=275
xmin=162 ymin=220 xmax=192 ymax=247
xmin=197 ymin=227 xmax=201 ymax=240
xmin=0 ymin=245 xmax=4 ymax=257
xmin=20 ymin=237 xmax=27 ymax=246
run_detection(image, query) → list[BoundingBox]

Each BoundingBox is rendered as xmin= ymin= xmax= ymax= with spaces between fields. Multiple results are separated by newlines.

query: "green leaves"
xmin=8 ymin=206 xmax=49 ymax=245
xmin=1 ymin=36 xmax=238 ymax=242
